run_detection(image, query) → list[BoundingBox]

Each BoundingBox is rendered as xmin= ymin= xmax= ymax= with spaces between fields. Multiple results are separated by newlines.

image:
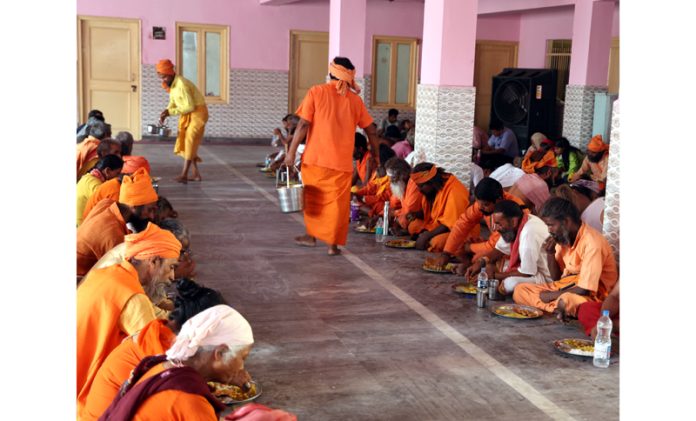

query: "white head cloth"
xmin=166 ymin=304 xmax=254 ymax=362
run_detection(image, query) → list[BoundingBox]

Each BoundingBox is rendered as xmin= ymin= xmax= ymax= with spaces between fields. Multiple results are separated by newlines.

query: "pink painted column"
xmin=415 ymin=0 xmax=478 ymax=185
xmin=329 ymin=0 xmax=367 ymax=95
xmin=562 ymin=0 xmax=614 ymax=149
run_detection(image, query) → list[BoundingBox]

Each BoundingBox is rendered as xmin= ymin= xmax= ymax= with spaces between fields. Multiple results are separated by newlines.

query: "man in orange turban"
xmin=406 ymin=163 xmax=470 ymax=252
xmin=77 ymin=222 xmax=182 ymax=414
xmin=284 ymin=57 xmax=380 ymax=256
xmin=156 ymin=59 xmax=209 ymax=184
xmin=77 ymin=168 xmax=159 ymax=277
xmin=569 ymin=134 xmax=610 ymax=190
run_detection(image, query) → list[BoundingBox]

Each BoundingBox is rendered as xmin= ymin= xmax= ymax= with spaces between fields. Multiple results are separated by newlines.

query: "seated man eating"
xmin=462 ymin=200 xmax=552 ymax=295
xmin=407 ymin=163 xmax=469 ymax=252
xmin=513 ymin=197 xmax=618 ymax=321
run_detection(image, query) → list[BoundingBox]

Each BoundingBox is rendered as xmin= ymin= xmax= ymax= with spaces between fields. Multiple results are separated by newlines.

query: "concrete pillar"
xmin=415 ymin=0 xmax=478 ymax=185
xmin=329 ymin=0 xmax=367 ymax=101
xmin=562 ymin=0 xmax=614 ymax=149
xmin=602 ymin=99 xmax=620 ymax=264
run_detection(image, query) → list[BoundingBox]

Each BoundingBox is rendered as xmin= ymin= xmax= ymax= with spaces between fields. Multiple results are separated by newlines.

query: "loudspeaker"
xmin=490 ymin=68 xmax=557 ymax=153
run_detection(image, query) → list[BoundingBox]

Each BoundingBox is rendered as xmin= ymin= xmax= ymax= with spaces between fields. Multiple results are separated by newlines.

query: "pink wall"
xmin=77 ymin=0 xmax=329 ymax=71
xmin=517 ymin=3 xmax=619 ymax=68
xmin=476 ymin=14 xmax=521 ymax=42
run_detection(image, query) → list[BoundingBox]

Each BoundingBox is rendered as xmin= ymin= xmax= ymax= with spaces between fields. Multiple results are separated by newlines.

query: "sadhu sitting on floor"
xmin=116 ymin=130 xmax=152 ymax=174
xmin=382 ymin=157 xmax=422 ymax=237
xmin=77 ymin=223 xmax=181 ymax=413
xmin=432 ymin=177 xmax=525 ymax=270
xmin=569 ymin=134 xmax=609 ymax=191
xmin=407 ymin=163 xmax=469 ymax=251
xmin=99 ymin=304 xmax=254 ymax=420
xmin=521 ymin=134 xmax=557 ymax=174
xmin=76 ymin=155 xmax=124 ymax=227
xmin=79 ymin=279 xmax=225 ymax=421
xmin=352 ymin=132 xmax=375 ymax=187
xmin=352 ymin=144 xmax=397 ymax=224
xmin=459 ymin=200 xmax=552 ymax=295
xmin=76 ymin=120 xmax=110 ymax=180
xmin=81 ymin=156 xmax=154 ymax=222
xmin=513 ymin=197 xmax=618 ymax=321
xmin=77 ymin=168 xmax=159 ymax=278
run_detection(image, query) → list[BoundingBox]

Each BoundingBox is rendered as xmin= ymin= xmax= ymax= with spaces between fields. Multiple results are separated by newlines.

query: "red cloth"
xmin=577 ymin=301 xmax=602 ymax=336
xmin=506 ymin=212 xmax=529 ymax=273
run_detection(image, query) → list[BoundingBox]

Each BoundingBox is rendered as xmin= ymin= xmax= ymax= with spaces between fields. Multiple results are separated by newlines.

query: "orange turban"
xmin=119 ymin=167 xmax=158 ymax=207
xmin=411 ymin=165 xmax=438 ymax=184
xmin=156 ymin=59 xmax=176 ymax=75
xmin=122 ymin=155 xmax=152 ymax=175
xmin=125 ymin=222 xmax=181 ymax=260
xmin=587 ymin=135 xmax=609 ymax=153
xmin=328 ymin=60 xmax=361 ymax=96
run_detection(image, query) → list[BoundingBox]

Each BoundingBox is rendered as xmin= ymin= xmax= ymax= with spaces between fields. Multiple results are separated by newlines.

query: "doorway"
xmin=473 ymin=41 xmax=519 ymax=131
xmin=78 ymin=16 xmax=141 ymax=136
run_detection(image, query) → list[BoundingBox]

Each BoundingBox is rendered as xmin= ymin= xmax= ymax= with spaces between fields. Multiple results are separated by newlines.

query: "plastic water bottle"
xmin=375 ymin=217 xmax=385 ymax=243
xmin=476 ymin=266 xmax=488 ymax=308
xmin=382 ymin=202 xmax=390 ymax=237
xmin=593 ymin=310 xmax=612 ymax=368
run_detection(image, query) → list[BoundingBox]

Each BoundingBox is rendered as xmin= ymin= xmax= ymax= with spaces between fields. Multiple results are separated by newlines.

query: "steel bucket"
xmin=276 ymin=164 xmax=303 ymax=213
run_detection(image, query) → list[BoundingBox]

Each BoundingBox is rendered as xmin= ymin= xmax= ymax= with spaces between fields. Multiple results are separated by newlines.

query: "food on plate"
xmin=208 ymin=381 xmax=258 ymax=402
xmin=385 ymin=239 xmax=416 ymax=248
xmin=493 ymin=305 xmax=542 ymax=319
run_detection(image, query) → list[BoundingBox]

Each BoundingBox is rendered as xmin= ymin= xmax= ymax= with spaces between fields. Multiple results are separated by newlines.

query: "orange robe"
xmin=408 ymin=175 xmax=470 ymax=252
xmin=80 ymin=320 xmax=176 ymax=421
xmin=77 ymin=137 xmax=100 ymax=179
xmin=355 ymin=175 xmax=392 ymax=216
xmin=296 ymin=81 xmax=373 ymax=246
xmin=355 ymin=151 xmax=373 ymax=185
xmin=443 ymin=192 xmax=525 ymax=259
xmin=82 ymin=178 xmax=121 ymax=222
xmin=513 ymin=223 xmax=619 ymax=316
xmin=129 ymin=363 xmax=218 ymax=421
xmin=521 ymin=149 xmax=557 ymax=174
xmin=395 ymin=179 xmax=423 ymax=229
xmin=77 ymin=199 xmax=128 ymax=276
xmin=77 ymin=261 xmax=147 ymax=412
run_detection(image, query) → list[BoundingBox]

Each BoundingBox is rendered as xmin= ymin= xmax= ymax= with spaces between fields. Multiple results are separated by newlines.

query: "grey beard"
xmin=391 ymin=181 xmax=406 ymax=200
xmin=144 ymin=279 xmax=169 ymax=304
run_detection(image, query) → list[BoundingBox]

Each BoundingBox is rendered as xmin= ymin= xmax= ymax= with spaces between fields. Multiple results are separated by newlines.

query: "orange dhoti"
xmin=302 ymin=163 xmax=352 ymax=246
xmin=174 ymin=104 xmax=208 ymax=162
xmin=512 ymin=275 xmax=598 ymax=317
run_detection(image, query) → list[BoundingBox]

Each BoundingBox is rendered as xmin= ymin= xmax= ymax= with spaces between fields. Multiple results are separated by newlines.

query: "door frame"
xmin=77 ymin=15 xmax=142 ymax=135
xmin=288 ymin=30 xmax=329 ymax=113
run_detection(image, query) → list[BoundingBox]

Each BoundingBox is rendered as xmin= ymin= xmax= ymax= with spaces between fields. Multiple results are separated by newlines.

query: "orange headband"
xmin=125 ymin=222 xmax=182 ymax=260
xmin=411 ymin=166 xmax=438 ymax=184
xmin=328 ymin=61 xmax=361 ymax=96
xmin=587 ymin=135 xmax=609 ymax=153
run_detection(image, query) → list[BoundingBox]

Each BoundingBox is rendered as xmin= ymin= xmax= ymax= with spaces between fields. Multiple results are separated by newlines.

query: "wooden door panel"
xmin=474 ymin=41 xmax=518 ymax=131
xmin=79 ymin=17 xmax=140 ymax=136
xmin=289 ymin=31 xmax=328 ymax=113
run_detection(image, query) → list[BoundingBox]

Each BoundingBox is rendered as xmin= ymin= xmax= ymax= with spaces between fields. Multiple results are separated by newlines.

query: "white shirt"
xmin=495 ymin=214 xmax=551 ymax=279
xmin=471 ymin=163 xmax=484 ymax=188
xmin=489 ymin=163 xmax=525 ymax=188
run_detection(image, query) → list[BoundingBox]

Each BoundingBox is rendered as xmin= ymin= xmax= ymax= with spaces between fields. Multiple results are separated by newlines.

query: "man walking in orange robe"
xmin=285 ymin=57 xmax=380 ymax=256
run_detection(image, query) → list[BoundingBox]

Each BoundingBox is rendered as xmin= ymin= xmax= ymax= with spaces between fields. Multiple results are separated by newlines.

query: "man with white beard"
xmin=383 ymin=157 xmax=423 ymax=236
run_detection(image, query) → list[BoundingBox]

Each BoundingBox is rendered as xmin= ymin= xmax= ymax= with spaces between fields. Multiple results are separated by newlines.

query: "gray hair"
xmin=158 ymin=218 xmax=190 ymax=244
xmin=199 ymin=344 xmax=250 ymax=363
xmin=287 ymin=114 xmax=300 ymax=125
xmin=115 ymin=131 xmax=135 ymax=155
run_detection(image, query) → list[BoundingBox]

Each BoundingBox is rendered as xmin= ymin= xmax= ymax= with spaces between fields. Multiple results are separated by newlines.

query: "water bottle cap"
xmin=602 ymin=310 xmax=610 ymax=317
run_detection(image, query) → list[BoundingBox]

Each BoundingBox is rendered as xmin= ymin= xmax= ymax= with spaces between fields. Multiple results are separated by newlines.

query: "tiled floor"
xmin=138 ymin=142 xmax=619 ymax=421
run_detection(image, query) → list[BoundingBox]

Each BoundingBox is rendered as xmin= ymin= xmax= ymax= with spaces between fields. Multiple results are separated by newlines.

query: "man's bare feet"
xmin=555 ymin=298 xmax=569 ymax=323
xmin=190 ymin=176 xmax=202 ymax=182
xmin=174 ymin=175 xmax=188 ymax=184
xmin=328 ymin=245 xmax=341 ymax=256
xmin=294 ymin=235 xmax=316 ymax=247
